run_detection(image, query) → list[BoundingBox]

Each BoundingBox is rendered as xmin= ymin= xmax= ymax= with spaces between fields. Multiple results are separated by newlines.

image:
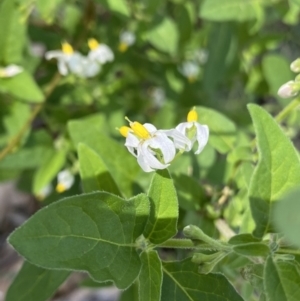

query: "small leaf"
xmin=146 ymin=18 xmax=179 ymax=55
xmin=232 ymin=243 xmax=270 ymax=257
xmin=195 ymin=106 xmax=237 ymax=153
xmin=5 ymin=261 xmax=70 ymax=301
xmin=143 ymin=169 xmax=178 ymax=244
xmin=229 ymin=234 xmax=261 ymax=245
xmin=33 ymin=149 xmax=66 ymax=195
xmin=200 ymin=0 xmax=265 ymax=22
xmin=272 ymin=187 xmax=300 ymax=248
xmin=36 ymin=0 xmax=65 ymax=23
xmin=248 ymin=104 xmax=300 ymax=238
xmin=162 ymin=258 xmax=244 ymax=300
xmin=0 ymin=71 xmax=44 ymax=103
xmin=139 ymin=250 xmax=162 ymax=301
xmin=264 ymin=256 xmax=300 ymax=301
xmin=105 ymin=0 xmax=130 ymax=17
xmin=78 ymin=143 xmax=121 ymax=196
xmin=9 ymin=192 xmax=149 ymax=289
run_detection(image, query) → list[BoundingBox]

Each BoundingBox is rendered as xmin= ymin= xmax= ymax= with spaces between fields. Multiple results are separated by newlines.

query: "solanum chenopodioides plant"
xmin=7 ymin=104 xmax=300 ymax=301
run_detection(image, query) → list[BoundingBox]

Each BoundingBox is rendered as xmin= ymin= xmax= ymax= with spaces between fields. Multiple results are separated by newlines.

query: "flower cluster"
xmin=45 ymin=40 xmax=114 ymax=78
xmin=278 ymin=58 xmax=300 ymax=98
xmin=118 ymin=108 xmax=209 ymax=172
xmin=118 ymin=31 xmax=136 ymax=52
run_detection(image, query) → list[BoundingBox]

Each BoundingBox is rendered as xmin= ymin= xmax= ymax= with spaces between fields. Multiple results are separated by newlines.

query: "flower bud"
xmin=277 ymin=81 xmax=298 ymax=98
xmin=290 ymin=58 xmax=300 ymax=73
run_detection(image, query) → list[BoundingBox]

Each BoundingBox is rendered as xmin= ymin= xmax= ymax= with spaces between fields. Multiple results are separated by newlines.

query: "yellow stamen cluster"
xmin=130 ymin=121 xmax=151 ymax=139
xmin=118 ymin=42 xmax=128 ymax=53
xmin=56 ymin=183 xmax=66 ymax=193
xmin=61 ymin=42 xmax=74 ymax=55
xmin=187 ymin=108 xmax=198 ymax=122
xmin=88 ymin=38 xmax=99 ymax=50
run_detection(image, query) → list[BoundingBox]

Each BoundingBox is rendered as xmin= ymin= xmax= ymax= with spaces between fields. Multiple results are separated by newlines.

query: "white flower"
xmin=290 ymin=58 xmax=300 ymax=73
xmin=88 ymin=38 xmax=114 ymax=64
xmin=179 ymin=61 xmax=200 ymax=82
xmin=194 ymin=49 xmax=209 ymax=65
xmin=119 ymin=31 xmax=135 ymax=52
xmin=119 ymin=120 xmax=176 ymax=172
xmin=69 ymin=55 xmax=101 ymax=78
xmin=165 ymin=108 xmax=209 ymax=154
xmin=36 ymin=184 xmax=53 ymax=200
xmin=56 ymin=170 xmax=74 ymax=193
xmin=278 ymin=80 xmax=299 ymax=98
xmin=0 ymin=64 xmax=23 ymax=78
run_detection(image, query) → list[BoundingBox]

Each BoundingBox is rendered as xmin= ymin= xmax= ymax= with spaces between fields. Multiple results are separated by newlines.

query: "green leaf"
xmin=162 ymin=258 xmax=244 ymax=300
xmin=262 ymin=54 xmax=293 ymax=105
xmin=9 ymin=192 xmax=149 ymax=289
xmin=232 ymin=243 xmax=270 ymax=257
xmin=0 ymin=0 xmax=27 ymax=64
xmin=33 ymin=149 xmax=66 ymax=194
xmin=78 ymin=143 xmax=121 ymax=196
xmin=68 ymin=115 xmax=139 ymax=197
xmin=229 ymin=234 xmax=260 ymax=245
xmin=264 ymin=256 xmax=300 ymax=301
xmin=120 ymin=282 xmax=139 ymax=301
xmin=139 ymin=250 xmax=162 ymax=301
xmin=0 ymin=71 xmax=44 ymax=103
xmin=143 ymin=169 xmax=178 ymax=244
xmin=272 ymin=187 xmax=300 ymax=248
xmin=200 ymin=0 xmax=265 ymax=22
xmin=36 ymin=0 xmax=65 ymax=23
xmin=146 ymin=18 xmax=179 ymax=55
xmin=248 ymin=104 xmax=300 ymax=238
xmin=195 ymin=106 xmax=237 ymax=153
xmin=5 ymin=261 xmax=70 ymax=301
xmin=105 ymin=0 xmax=130 ymax=17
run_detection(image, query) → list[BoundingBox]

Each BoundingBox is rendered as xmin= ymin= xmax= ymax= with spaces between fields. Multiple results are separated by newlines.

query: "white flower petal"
xmin=194 ymin=123 xmax=209 ymax=154
xmin=45 ymin=50 xmax=65 ymax=60
xmin=137 ymin=153 xmax=154 ymax=172
xmin=143 ymin=123 xmax=157 ymax=134
xmin=148 ymin=133 xmax=175 ymax=164
xmin=3 ymin=65 xmax=23 ymax=77
xmin=160 ymin=129 xmax=191 ymax=151
xmin=58 ymin=59 xmax=69 ymax=75
xmin=88 ymin=44 xmax=114 ymax=64
xmin=125 ymin=132 xmax=140 ymax=148
xmin=57 ymin=170 xmax=74 ymax=190
xmin=140 ymin=141 xmax=169 ymax=169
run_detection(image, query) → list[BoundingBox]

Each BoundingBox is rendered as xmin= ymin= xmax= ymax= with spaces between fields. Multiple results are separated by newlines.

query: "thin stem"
xmin=275 ymin=97 xmax=300 ymax=123
xmin=156 ymin=238 xmax=214 ymax=250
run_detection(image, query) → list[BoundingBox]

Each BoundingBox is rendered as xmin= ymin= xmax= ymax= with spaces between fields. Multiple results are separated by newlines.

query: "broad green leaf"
xmin=143 ymin=169 xmax=178 ymax=244
xmin=9 ymin=192 xmax=149 ymax=289
xmin=68 ymin=115 xmax=139 ymax=197
xmin=0 ymin=0 xmax=27 ymax=64
xmin=0 ymin=71 xmax=44 ymax=103
xmin=162 ymin=258 xmax=244 ymax=300
xmin=200 ymin=0 xmax=265 ymax=22
xmin=262 ymin=54 xmax=293 ymax=105
xmin=146 ymin=18 xmax=179 ymax=55
xmin=232 ymin=243 xmax=270 ymax=257
xmin=195 ymin=106 xmax=237 ymax=153
xmin=5 ymin=261 xmax=70 ymax=301
xmin=120 ymin=282 xmax=139 ymax=301
xmin=36 ymin=0 xmax=65 ymax=23
xmin=78 ymin=143 xmax=121 ymax=196
xmin=203 ymin=23 xmax=232 ymax=92
xmin=33 ymin=149 xmax=66 ymax=195
xmin=248 ymin=104 xmax=300 ymax=238
xmin=264 ymin=256 xmax=300 ymax=301
xmin=139 ymin=251 xmax=162 ymax=301
xmin=272 ymin=187 xmax=300 ymax=248
xmin=104 ymin=0 xmax=130 ymax=17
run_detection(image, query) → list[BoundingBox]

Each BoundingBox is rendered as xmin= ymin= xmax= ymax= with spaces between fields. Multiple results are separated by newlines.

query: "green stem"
xmin=276 ymin=248 xmax=300 ymax=256
xmin=275 ymin=97 xmax=300 ymax=123
xmin=156 ymin=238 xmax=211 ymax=250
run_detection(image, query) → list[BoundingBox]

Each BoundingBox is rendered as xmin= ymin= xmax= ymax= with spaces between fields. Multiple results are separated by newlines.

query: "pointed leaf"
xmin=139 ymin=250 xmax=162 ymax=301
xmin=162 ymin=258 xmax=244 ymax=301
xmin=143 ymin=169 xmax=178 ymax=244
xmin=264 ymin=256 xmax=300 ymax=301
xmin=9 ymin=192 xmax=149 ymax=289
xmin=248 ymin=104 xmax=300 ymax=238
xmin=232 ymin=243 xmax=270 ymax=257
xmin=5 ymin=261 xmax=70 ymax=301
xmin=78 ymin=143 xmax=121 ymax=196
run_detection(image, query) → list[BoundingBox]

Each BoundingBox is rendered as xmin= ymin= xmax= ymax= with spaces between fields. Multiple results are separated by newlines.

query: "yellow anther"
xmin=56 ymin=183 xmax=66 ymax=193
xmin=118 ymin=42 xmax=128 ymax=53
xmin=88 ymin=38 xmax=99 ymax=50
xmin=187 ymin=107 xmax=198 ymax=122
xmin=61 ymin=42 xmax=74 ymax=54
xmin=130 ymin=122 xmax=151 ymax=139
xmin=119 ymin=126 xmax=131 ymax=137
